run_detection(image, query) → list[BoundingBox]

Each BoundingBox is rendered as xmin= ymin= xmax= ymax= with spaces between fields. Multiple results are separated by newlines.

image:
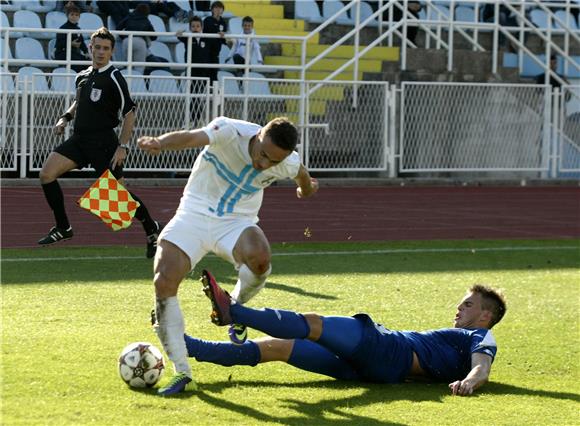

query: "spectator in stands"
xmin=177 ymin=16 xmax=210 ymax=78
xmin=392 ymin=1 xmax=422 ymax=45
xmin=96 ymin=1 xmax=130 ymax=29
xmin=227 ymin=16 xmax=263 ymax=76
xmin=118 ymin=2 xmax=157 ymax=74
xmin=55 ymin=4 xmax=90 ymax=72
xmin=143 ymin=0 xmax=191 ymax=22
xmin=535 ymin=55 xmax=570 ymax=93
xmin=177 ymin=16 xmax=210 ymax=124
xmin=57 ymin=0 xmax=91 ymax=13
xmin=482 ymin=4 xmax=517 ymax=50
xmin=203 ymin=1 xmax=227 ymax=83
xmin=195 ymin=1 xmax=210 ymax=12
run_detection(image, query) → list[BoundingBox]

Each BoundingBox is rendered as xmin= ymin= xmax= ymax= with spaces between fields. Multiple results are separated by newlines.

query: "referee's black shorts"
xmin=54 ymin=129 xmax=123 ymax=179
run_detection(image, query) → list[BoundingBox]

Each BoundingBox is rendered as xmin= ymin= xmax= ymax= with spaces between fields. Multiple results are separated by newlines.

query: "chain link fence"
xmin=1 ymin=72 xmax=18 ymax=171
xmin=560 ymin=86 xmax=580 ymax=173
xmin=400 ymin=82 xmax=550 ymax=172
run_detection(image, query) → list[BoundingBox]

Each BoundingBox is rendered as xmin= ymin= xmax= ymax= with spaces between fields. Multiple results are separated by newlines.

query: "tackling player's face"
xmin=250 ymin=132 xmax=290 ymax=171
xmin=90 ymin=37 xmax=113 ymax=68
xmin=454 ymin=292 xmax=488 ymax=329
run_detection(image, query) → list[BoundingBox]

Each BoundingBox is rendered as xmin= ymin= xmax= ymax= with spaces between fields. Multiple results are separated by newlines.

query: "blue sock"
xmin=230 ymin=304 xmax=310 ymax=339
xmin=183 ymin=334 xmax=260 ymax=366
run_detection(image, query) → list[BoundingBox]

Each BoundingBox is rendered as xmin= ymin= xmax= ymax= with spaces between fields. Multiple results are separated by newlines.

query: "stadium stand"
xmin=15 ymin=37 xmax=53 ymax=66
xmin=218 ymin=70 xmax=240 ymax=95
xmin=149 ymin=40 xmax=173 ymax=63
xmin=322 ymin=0 xmax=355 ymax=26
xmin=0 ymin=37 xmax=13 ymax=59
xmin=295 ymin=0 xmax=324 ymax=24
xmin=349 ymin=1 xmax=378 ymax=27
xmin=13 ymin=10 xmax=48 ymax=39
xmin=0 ymin=73 xmax=15 ymax=92
xmin=121 ymin=69 xmax=149 ymax=94
xmin=44 ymin=10 xmax=66 ymax=31
xmin=148 ymin=69 xmax=180 ymax=93
xmin=78 ymin=12 xmax=103 ymax=31
xmin=50 ymin=67 xmax=76 ymax=93
xmin=247 ymin=71 xmax=271 ymax=95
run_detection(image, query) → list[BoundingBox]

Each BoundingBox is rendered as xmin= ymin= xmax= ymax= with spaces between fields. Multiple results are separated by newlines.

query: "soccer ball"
xmin=118 ymin=342 xmax=165 ymax=388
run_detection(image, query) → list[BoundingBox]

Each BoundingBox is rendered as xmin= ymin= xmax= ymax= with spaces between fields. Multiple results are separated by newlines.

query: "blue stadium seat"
xmin=51 ymin=67 xmax=76 ymax=93
xmin=564 ymin=56 xmax=580 ymax=78
xmin=0 ymin=38 xmax=13 ymax=60
xmin=555 ymin=10 xmax=578 ymax=30
xmin=14 ymin=10 xmax=51 ymax=39
xmin=175 ymin=42 xmax=185 ymax=64
xmin=522 ymin=54 xmax=546 ymax=77
xmin=78 ymin=12 xmax=103 ymax=31
xmin=455 ymin=5 xmax=477 ymax=23
xmin=15 ymin=37 xmax=53 ymax=66
xmin=149 ymin=40 xmax=173 ymax=62
xmin=0 ymin=72 xmax=15 ymax=92
xmin=21 ymin=0 xmax=55 ymax=13
xmin=120 ymin=69 xmax=148 ymax=94
xmin=148 ymin=69 xmax=180 ymax=93
xmin=44 ymin=11 xmax=67 ymax=32
xmin=218 ymin=70 xmax=240 ymax=95
xmin=228 ymin=17 xmax=242 ymax=34
xmin=149 ymin=14 xmax=178 ymax=43
xmin=349 ymin=1 xmax=378 ymax=27
xmin=295 ymin=0 xmax=324 ymax=24
xmin=502 ymin=52 xmax=517 ymax=68
xmin=0 ymin=1 xmax=24 ymax=12
xmin=247 ymin=72 xmax=271 ymax=96
xmin=17 ymin=66 xmax=50 ymax=91
xmin=530 ymin=9 xmax=550 ymax=29
xmin=1 ymin=11 xmax=23 ymax=38
xmin=47 ymin=37 xmax=56 ymax=60
xmin=219 ymin=44 xmax=230 ymax=64
xmin=323 ymin=0 xmax=355 ymax=25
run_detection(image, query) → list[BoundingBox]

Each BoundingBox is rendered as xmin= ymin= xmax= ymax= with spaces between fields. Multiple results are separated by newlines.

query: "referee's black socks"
xmin=129 ymin=192 xmax=158 ymax=236
xmin=41 ymin=180 xmax=70 ymax=230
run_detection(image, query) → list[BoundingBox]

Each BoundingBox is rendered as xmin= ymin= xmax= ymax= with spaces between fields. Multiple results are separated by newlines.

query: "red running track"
xmin=1 ymin=186 xmax=579 ymax=249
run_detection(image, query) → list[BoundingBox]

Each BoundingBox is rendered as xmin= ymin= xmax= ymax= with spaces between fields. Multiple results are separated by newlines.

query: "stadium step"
xmin=281 ymin=44 xmax=399 ymax=61
xmin=255 ymin=19 xmax=306 ymax=32
xmin=283 ymin=71 xmax=364 ymax=81
xmin=225 ymin=2 xmax=284 ymax=19
xmin=265 ymin=56 xmax=382 ymax=73
xmin=271 ymin=85 xmax=346 ymax=102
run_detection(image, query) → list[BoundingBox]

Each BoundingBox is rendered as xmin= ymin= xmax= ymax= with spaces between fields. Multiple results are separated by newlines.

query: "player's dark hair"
xmin=65 ymin=4 xmax=80 ymax=15
xmin=470 ymin=284 xmax=506 ymax=328
xmin=91 ymin=27 xmax=116 ymax=49
xmin=263 ymin=117 xmax=298 ymax=152
xmin=242 ymin=16 xmax=254 ymax=25
xmin=189 ymin=15 xmax=203 ymax=25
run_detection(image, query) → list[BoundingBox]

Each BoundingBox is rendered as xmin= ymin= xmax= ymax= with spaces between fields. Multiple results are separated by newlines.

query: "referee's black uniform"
xmin=40 ymin=63 xmax=161 ymax=257
xmin=55 ymin=63 xmax=134 ymax=178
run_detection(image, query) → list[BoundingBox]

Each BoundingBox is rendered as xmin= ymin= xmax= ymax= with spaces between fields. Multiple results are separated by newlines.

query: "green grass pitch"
xmin=2 ymin=239 xmax=579 ymax=425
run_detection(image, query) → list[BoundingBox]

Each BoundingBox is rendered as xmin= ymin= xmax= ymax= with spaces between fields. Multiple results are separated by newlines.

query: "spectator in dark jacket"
xmin=118 ymin=2 xmax=157 ymax=73
xmin=203 ymin=1 xmax=227 ymax=83
xmin=55 ymin=4 xmax=89 ymax=72
xmin=96 ymin=1 xmax=130 ymax=29
xmin=177 ymin=15 xmax=210 ymax=78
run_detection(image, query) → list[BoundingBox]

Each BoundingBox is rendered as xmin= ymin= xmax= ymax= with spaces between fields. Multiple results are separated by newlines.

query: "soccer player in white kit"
xmin=138 ymin=116 xmax=319 ymax=395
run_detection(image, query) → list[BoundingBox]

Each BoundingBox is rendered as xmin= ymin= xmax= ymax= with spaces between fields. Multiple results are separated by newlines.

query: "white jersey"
xmin=178 ymin=116 xmax=301 ymax=222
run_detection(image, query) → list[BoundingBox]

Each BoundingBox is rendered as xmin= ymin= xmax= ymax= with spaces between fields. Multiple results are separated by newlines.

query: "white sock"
xmin=155 ymin=296 xmax=192 ymax=377
xmin=231 ymin=264 xmax=271 ymax=304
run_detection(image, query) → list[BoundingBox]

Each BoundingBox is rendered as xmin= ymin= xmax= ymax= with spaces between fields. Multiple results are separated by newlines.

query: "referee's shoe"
xmin=146 ymin=221 xmax=163 ymax=259
xmin=38 ymin=226 xmax=73 ymax=245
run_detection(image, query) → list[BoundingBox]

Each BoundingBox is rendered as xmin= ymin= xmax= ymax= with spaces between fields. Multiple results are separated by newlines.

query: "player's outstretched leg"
xmin=200 ymin=269 xmax=233 ymax=325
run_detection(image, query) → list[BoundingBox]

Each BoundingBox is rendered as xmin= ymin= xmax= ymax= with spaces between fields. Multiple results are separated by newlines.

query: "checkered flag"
xmin=77 ymin=170 xmax=140 ymax=231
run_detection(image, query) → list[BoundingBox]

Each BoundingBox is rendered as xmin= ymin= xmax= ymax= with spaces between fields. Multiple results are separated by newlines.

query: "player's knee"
xmin=153 ymin=269 xmax=180 ymax=297
xmin=246 ymin=254 xmax=271 ymax=276
xmin=39 ymin=167 xmax=56 ymax=184
xmin=303 ymin=313 xmax=323 ymax=341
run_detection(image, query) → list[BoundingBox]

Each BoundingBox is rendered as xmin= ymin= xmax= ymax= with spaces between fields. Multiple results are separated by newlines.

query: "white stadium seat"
xmin=148 ymin=69 xmax=180 ymax=93
xmin=455 ymin=6 xmax=477 ymax=23
xmin=148 ymin=40 xmax=173 ymax=62
xmin=78 ymin=12 xmax=103 ymax=31
xmin=44 ymin=11 xmax=67 ymax=31
xmin=0 ymin=1 xmax=24 ymax=12
xmin=149 ymin=14 xmax=178 ymax=43
xmin=0 ymin=38 xmax=13 ymax=59
xmin=247 ymin=72 xmax=271 ymax=96
xmin=21 ymin=0 xmax=54 ymax=13
xmin=219 ymin=44 xmax=230 ymax=64
xmin=47 ymin=37 xmax=56 ymax=60
xmin=349 ymin=1 xmax=378 ymax=27
xmin=17 ymin=66 xmax=50 ymax=91
xmin=175 ymin=42 xmax=185 ymax=64
xmin=295 ymin=0 xmax=324 ymax=23
xmin=51 ymin=67 xmax=76 ymax=93
xmin=228 ymin=17 xmax=242 ymax=34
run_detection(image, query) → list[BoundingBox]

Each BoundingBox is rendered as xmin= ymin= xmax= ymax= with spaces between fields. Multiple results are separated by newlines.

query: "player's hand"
xmin=138 ymin=136 xmax=162 ymax=156
xmin=449 ymin=380 xmax=475 ymax=396
xmin=110 ymin=146 xmax=127 ymax=169
xmin=297 ymin=178 xmax=319 ymax=199
xmin=54 ymin=118 xmax=67 ymax=135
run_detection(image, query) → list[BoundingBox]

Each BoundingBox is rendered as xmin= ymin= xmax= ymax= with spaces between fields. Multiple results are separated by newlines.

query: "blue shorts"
xmin=348 ymin=314 xmax=414 ymax=383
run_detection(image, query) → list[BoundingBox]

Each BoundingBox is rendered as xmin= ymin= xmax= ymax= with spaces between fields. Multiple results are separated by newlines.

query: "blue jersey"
xmin=349 ymin=315 xmax=497 ymax=383
xmin=400 ymin=328 xmax=497 ymax=382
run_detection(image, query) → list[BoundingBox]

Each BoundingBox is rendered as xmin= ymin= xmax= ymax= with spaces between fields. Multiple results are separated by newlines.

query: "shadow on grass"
xmin=184 ymin=379 xmax=578 ymax=425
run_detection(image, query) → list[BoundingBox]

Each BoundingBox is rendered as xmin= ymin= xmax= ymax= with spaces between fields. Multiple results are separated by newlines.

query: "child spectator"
xmin=118 ymin=2 xmax=157 ymax=74
xmin=177 ymin=16 xmax=210 ymax=78
xmin=227 ymin=16 xmax=263 ymax=76
xmin=203 ymin=1 xmax=227 ymax=83
xmin=55 ymin=4 xmax=89 ymax=72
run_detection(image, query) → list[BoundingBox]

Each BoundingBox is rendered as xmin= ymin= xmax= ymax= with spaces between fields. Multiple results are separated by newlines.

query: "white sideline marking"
xmin=2 ymin=246 xmax=578 ymax=263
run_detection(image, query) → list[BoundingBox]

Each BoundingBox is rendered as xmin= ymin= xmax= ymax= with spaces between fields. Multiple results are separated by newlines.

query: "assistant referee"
xmin=39 ymin=27 xmax=161 ymax=258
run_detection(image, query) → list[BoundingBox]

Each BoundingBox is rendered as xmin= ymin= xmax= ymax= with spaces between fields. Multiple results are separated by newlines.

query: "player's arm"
xmin=294 ymin=164 xmax=319 ymax=199
xmin=138 ymin=129 xmax=210 ymax=156
xmin=448 ymin=352 xmax=492 ymax=396
xmin=54 ymin=100 xmax=78 ymax=135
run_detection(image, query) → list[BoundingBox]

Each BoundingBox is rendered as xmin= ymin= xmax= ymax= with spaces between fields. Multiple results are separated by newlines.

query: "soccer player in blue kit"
xmin=184 ymin=270 xmax=506 ymax=396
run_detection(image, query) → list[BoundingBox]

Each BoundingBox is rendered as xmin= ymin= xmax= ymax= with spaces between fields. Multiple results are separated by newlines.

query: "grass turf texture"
xmin=1 ymin=239 xmax=579 ymax=425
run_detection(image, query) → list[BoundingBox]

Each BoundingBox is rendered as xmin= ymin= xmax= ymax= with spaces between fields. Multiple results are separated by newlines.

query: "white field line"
xmin=1 ymin=245 xmax=578 ymax=262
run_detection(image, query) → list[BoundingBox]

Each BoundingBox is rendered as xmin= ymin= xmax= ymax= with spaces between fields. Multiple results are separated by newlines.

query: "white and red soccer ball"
xmin=118 ymin=342 xmax=165 ymax=388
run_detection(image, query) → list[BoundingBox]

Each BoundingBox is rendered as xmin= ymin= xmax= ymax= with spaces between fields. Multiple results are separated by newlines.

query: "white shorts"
xmin=158 ymin=210 xmax=258 ymax=270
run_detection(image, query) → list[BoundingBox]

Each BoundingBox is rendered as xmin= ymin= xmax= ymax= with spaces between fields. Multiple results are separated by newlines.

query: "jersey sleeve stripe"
xmin=110 ymin=70 xmax=126 ymax=118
